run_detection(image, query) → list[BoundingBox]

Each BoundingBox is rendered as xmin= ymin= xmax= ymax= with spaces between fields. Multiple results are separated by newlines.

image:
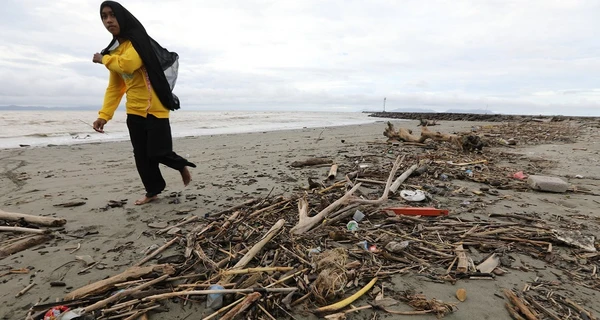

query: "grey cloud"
xmin=1 ymin=0 xmax=600 ymax=115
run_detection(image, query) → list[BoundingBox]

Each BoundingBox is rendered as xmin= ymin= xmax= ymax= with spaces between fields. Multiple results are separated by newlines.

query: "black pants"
xmin=127 ymin=114 xmax=196 ymax=197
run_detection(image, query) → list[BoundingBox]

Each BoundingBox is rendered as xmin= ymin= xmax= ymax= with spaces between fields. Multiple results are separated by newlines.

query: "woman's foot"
xmin=135 ymin=195 xmax=158 ymax=205
xmin=181 ymin=166 xmax=192 ymax=186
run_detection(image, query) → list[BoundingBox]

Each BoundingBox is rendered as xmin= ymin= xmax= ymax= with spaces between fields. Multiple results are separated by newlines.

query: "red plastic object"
xmin=512 ymin=171 xmax=527 ymax=180
xmin=383 ymin=207 xmax=449 ymax=216
xmin=44 ymin=306 xmax=70 ymax=320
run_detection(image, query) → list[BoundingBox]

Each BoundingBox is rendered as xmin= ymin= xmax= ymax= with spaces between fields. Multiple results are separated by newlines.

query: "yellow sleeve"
xmin=98 ymin=70 xmax=126 ymax=121
xmin=101 ymin=44 xmax=143 ymax=74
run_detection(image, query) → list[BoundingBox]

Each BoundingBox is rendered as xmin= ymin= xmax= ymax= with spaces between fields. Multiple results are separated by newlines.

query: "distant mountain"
xmin=0 ymin=105 xmax=97 ymax=111
xmin=444 ymin=109 xmax=495 ymax=114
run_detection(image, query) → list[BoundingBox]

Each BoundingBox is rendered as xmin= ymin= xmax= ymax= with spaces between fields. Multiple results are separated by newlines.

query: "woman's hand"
xmin=93 ymin=53 xmax=104 ymax=64
xmin=93 ymin=118 xmax=107 ymax=133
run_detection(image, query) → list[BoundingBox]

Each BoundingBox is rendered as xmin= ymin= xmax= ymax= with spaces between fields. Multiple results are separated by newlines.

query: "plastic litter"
xmin=399 ymin=190 xmax=426 ymax=202
xmin=513 ymin=171 xmax=527 ymax=180
xmin=346 ymin=220 xmax=359 ymax=231
xmin=206 ymin=284 xmax=225 ymax=309
xmin=357 ymin=240 xmax=368 ymax=251
xmin=385 ymin=241 xmax=410 ymax=253
xmin=44 ymin=306 xmax=70 ymax=320
xmin=383 ymin=207 xmax=449 ymax=216
xmin=353 ymin=210 xmax=365 ymax=222
xmin=308 ymin=247 xmax=322 ymax=256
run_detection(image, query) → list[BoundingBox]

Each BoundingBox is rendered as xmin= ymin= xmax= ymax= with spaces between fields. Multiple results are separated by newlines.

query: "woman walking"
xmin=92 ymin=1 xmax=195 ymax=205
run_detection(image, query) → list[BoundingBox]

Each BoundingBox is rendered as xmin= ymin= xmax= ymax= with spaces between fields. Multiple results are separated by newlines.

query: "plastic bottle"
xmin=206 ymin=284 xmax=225 ymax=309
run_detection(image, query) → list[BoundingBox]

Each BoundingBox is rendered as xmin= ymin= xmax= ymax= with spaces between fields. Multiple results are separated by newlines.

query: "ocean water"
xmin=0 ymin=111 xmax=380 ymax=149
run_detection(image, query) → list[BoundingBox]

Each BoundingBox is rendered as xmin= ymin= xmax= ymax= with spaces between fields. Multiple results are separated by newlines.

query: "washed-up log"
xmin=0 ymin=209 xmax=66 ymax=227
xmin=328 ymin=164 xmax=338 ymax=180
xmin=291 ymin=184 xmax=361 ymax=235
xmin=0 ymin=226 xmax=49 ymax=234
xmin=420 ymin=127 xmax=462 ymax=148
xmin=0 ymin=235 xmax=53 ymax=259
xmin=384 ymin=123 xmax=423 ymax=143
xmin=418 ymin=119 xmax=438 ymax=126
xmin=65 ymin=264 xmax=175 ymax=300
xmin=291 ymin=158 xmax=333 ymax=168
xmin=220 ymin=292 xmax=262 ymax=320
xmin=220 ymin=219 xmax=285 ymax=284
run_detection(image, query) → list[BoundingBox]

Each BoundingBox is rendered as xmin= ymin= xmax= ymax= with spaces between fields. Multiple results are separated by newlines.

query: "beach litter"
xmin=3 ymin=120 xmax=599 ymax=320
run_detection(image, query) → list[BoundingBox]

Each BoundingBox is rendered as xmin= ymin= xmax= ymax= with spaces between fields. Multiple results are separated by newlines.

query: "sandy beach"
xmin=1 ymin=118 xmax=599 ymax=320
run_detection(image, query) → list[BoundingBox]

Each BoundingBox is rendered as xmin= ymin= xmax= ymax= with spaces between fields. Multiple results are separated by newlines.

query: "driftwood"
xmin=389 ymin=160 xmax=424 ymax=194
xmin=455 ymin=245 xmax=468 ymax=274
xmin=383 ymin=122 xmax=464 ymax=148
xmin=82 ymin=274 xmax=169 ymax=313
xmin=0 ymin=226 xmax=49 ymax=234
xmin=65 ymin=264 xmax=175 ymax=300
xmin=420 ymin=127 xmax=462 ymax=148
xmin=291 ymin=158 xmax=333 ymax=168
xmin=0 ymin=209 xmax=66 ymax=227
xmin=15 ymin=283 xmax=36 ymax=297
xmin=384 ymin=123 xmax=422 ymax=143
xmin=157 ymin=216 xmax=198 ymax=234
xmin=0 ymin=235 xmax=53 ymax=259
xmin=418 ymin=119 xmax=438 ymax=126
xmin=327 ymin=164 xmax=338 ymax=180
xmin=350 ymin=155 xmax=403 ymax=205
xmin=143 ymin=287 xmax=297 ymax=301
xmin=503 ymin=289 xmax=538 ymax=320
xmin=134 ymin=237 xmax=179 ymax=266
xmin=291 ymin=184 xmax=361 ymax=235
xmin=220 ymin=219 xmax=285 ymax=284
xmin=220 ymin=292 xmax=262 ymax=320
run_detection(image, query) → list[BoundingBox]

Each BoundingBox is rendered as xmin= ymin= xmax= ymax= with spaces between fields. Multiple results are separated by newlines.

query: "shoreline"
xmin=1 ymin=120 xmax=391 ymax=151
xmin=0 ymin=111 xmax=387 ymax=150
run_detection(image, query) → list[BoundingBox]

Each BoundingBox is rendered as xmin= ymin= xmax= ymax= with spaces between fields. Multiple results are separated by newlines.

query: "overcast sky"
xmin=1 ymin=0 xmax=599 ymax=115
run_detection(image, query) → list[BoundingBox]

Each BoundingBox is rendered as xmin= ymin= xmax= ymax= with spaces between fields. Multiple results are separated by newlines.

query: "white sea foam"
xmin=0 ymin=110 xmax=381 ymax=149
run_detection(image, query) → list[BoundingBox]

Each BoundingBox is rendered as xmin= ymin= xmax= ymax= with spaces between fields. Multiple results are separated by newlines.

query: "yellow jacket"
xmin=98 ymin=40 xmax=169 ymax=121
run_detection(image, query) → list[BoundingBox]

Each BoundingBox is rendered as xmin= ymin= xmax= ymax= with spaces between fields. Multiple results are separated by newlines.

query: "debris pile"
xmin=2 ymin=120 xmax=598 ymax=319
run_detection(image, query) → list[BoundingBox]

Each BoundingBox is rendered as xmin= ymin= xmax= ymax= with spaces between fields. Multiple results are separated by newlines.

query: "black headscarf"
xmin=100 ymin=1 xmax=180 ymax=111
